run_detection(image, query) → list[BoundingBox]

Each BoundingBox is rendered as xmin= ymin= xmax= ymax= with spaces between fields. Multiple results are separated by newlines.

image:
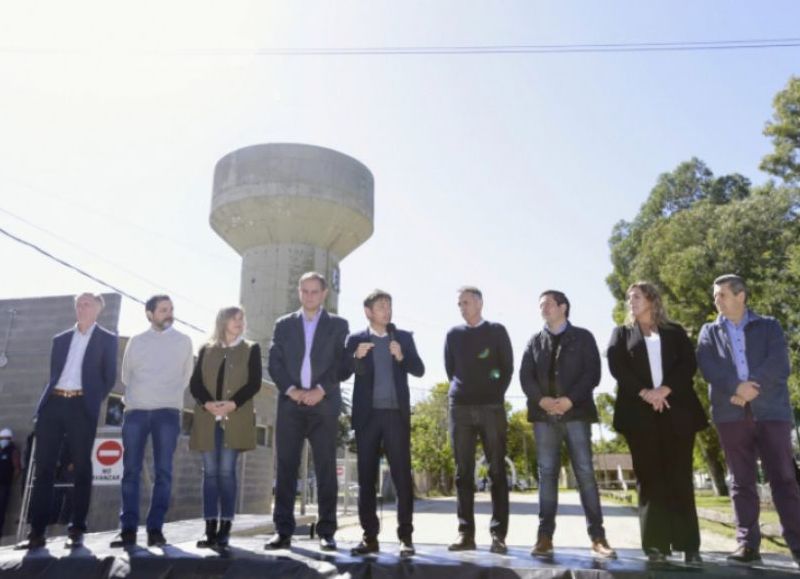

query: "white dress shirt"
xmin=55 ymin=323 xmax=97 ymax=391
xmin=644 ymin=332 xmax=663 ymax=389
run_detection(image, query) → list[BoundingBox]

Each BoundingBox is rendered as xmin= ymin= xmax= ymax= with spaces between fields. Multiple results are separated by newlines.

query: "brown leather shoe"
xmin=590 ymin=537 xmax=617 ymax=559
xmin=447 ymin=533 xmax=476 ymax=551
xmin=727 ymin=544 xmax=761 ymax=564
xmin=531 ymin=534 xmax=553 ymax=557
xmin=350 ymin=536 xmax=379 ymax=556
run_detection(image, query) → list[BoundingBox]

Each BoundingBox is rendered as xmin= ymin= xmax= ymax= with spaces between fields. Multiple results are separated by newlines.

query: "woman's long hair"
xmin=624 ymin=281 xmax=670 ymax=328
xmin=210 ymin=306 xmax=245 ymax=347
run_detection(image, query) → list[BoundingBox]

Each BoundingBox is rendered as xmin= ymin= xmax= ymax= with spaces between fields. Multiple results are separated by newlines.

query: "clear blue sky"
xmin=1 ymin=1 xmax=798 ymax=409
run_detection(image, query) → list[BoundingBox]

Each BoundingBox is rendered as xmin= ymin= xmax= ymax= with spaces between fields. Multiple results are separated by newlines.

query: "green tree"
xmin=594 ymin=393 xmax=629 ymax=454
xmin=506 ymin=409 xmax=536 ymax=485
xmin=761 ymin=76 xmax=800 ymax=184
xmin=410 ymin=382 xmax=454 ymax=494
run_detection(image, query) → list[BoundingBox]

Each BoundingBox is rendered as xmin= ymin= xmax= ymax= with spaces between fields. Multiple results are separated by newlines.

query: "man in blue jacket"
xmin=520 ymin=290 xmax=616 ymax=559
xmin=341 ymin=290 xmax=424 ymax=557
xmin=16 ymin=293 xmax=118 ymax=550
xmin=697 ymin=274 xmax=800 ymax=566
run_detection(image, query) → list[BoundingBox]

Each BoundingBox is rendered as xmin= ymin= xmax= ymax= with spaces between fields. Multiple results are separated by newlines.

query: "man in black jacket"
xmin=341 ymin=290 xmax=424 ymax=557
xmin=445 ymin=286 xmax=513 ymax=554
xmin=520 ymin=290 xmax=616 ymax=559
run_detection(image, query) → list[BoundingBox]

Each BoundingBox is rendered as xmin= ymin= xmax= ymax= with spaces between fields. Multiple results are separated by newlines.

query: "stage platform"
xmin=2 ymin=536 xmax=799 ymax=578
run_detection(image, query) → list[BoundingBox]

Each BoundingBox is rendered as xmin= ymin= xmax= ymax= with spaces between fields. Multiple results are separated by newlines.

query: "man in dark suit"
xmin=16 ymin=293 xmax=118 ymax=550
xmin=265 ymin=272 xmax=349 ymax=551
xmin=341 ymin=290 xmax=424 ymax=557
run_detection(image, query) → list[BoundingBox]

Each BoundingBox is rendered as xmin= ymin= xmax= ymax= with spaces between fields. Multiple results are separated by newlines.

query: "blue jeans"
xmin=449 ymin=404 xmax=509 ymax=538
xmin=534 ymin=420 xmax=605 ymax=539
xmin=201 ymin=423 xmax=240 ymax=520
xmin=120 ymin=408 xmax=180 ymax=531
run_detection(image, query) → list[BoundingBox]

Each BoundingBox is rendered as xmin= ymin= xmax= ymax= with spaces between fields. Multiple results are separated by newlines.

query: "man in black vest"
xmin=341 ymin=290 xmax=425 ymax=557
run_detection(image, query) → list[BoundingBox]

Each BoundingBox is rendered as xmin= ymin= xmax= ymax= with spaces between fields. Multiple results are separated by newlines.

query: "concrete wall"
xmin=0 ymin=294 xmax=277 ymax=543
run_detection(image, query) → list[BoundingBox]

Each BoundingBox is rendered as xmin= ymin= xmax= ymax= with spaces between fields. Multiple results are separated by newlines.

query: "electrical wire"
xmin=0 ymin=223 xmax=207 ymax=334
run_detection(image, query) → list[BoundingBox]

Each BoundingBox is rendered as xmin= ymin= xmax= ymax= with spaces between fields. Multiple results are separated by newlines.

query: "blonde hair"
xmin=625 ymin=282 xmax=670 ymax=328
xmin=210 ymin=306 xmax=245 ymax=347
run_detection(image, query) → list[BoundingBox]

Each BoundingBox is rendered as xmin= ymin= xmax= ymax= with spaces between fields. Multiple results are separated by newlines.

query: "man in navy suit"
xmin=265 ymin=272 xmax=349 ymax=551
xmin=341 ymin=290 xmax=424 ymax=557
xmin=16 ymin=293 xmax=118 ymax=550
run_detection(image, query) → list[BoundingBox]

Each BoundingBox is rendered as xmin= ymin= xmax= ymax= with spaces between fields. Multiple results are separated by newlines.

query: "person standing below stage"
xmin=189 ymin=306 xmax=260 ymax=549
xmin=110 ymin=295 xmax=193 ymax=548
xmin=0 ymin=428 xmax=21 ymax=538
xmin=445 ymin=286 xmax=513 ymax=554
xmin=697 ymin=274 xmax=800 ymax=567
xmin=607 ymin=282 xmax=707 ymax=564
xmin=520 ymin=290 xmax=616 ymax=559
xmin=341 ymin=290 xmax=425 ymax=557
xmin=265 ymin=272 xmax=349 ymax=551
xmin=16 ymin=293 xmax=118 ymax=550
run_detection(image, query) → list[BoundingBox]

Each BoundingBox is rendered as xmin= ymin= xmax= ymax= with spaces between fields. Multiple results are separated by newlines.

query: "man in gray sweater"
xmin=110 ymin=295 xmax=194 ymax=548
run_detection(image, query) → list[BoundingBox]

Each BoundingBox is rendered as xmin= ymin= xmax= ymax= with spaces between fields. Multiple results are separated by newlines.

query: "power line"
xmin=0 ymin=223 xmax=207 ymax=334
xmin=0 ymin=207 xmax=216 ymax=315
xmin=1 ymin=37 xmax=800 ymax=56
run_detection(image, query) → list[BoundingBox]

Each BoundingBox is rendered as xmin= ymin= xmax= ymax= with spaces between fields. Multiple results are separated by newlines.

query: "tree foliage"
xmin=507 ymin=409 xmax=536 ymax=483
xmin=410 ymin=382 xmax=454 ymax=494
xmin=761 ymin=76 xmax=800 ymax=184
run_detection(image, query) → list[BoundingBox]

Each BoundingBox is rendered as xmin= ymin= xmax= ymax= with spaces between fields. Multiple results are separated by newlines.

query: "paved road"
xmin=335 ymin=490 xmax=738 ymax=554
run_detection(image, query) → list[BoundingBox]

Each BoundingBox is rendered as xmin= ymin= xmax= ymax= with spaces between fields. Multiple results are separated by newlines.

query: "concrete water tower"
xmin=210 ymin=143 xmax=374 ymax=360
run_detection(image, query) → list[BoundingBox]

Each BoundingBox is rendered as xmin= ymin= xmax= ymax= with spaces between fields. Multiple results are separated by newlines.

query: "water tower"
xmin=210 ymin=143 xmax=374 ymax=360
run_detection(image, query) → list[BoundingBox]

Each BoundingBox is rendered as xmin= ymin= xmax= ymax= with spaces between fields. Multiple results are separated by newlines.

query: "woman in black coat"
xmin=607 ymin=282 xmax=708 ymax=564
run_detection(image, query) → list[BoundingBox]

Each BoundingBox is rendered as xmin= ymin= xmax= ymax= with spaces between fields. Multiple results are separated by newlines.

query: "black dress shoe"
xmin=319 ymin=535 xmax=337 ymax=551
xmin=14 ymin=533 xmax=46 ymax=550
xmin=646 ymin=548 xmax=667 ymax=563
xmin=110 ymin=529 xmax=137 ymax=548
xmin=264 ymin=533 xmax=292 ymax=550
xmin=147 ymin=529 xmax=167 ymax=547
xmin=399 ymin=538 xmax=415 ymax=557
xmin=65 ymin=529 xmax=84 ymax=549
xmin=448 ymin=534 xmax=476 ymax=551
xmin=350 ymin=536 xmax=379 ymax=556
xmin=727 ymin=544 xmax=761 ymax=563
xmin=684 ymin=551 xmax=703 ymax=565
xmin=490 ymin=535 xmax=508 ymax=554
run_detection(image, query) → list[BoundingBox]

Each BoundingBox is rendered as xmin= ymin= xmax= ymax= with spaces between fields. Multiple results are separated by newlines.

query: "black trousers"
xmin=449 ymin=404 xmax=509 ymax=539
xmin=355 ymin=409 xmax=413 ymax=540
xmin=624 ymin=414 xmax=700 ymax=554
xmin=29 ymin=396 xmax=97 ymax=535
xmin=0 ymin=483 xmax=10 ymax=536
xmin=273 ymin=402 xmax=339 ymax=537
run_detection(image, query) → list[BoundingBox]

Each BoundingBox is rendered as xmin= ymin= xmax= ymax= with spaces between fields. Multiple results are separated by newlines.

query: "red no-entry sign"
xmin=96 ymin=439 xmax=123 ymax=466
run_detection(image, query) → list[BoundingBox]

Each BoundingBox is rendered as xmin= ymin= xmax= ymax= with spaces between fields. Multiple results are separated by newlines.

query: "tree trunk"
xmin=698 ymin=428 xmax=729 ymax=496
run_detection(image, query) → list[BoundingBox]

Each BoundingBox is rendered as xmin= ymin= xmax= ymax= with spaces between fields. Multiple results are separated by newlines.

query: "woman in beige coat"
xmin=189 ymin=306 xmax=260 ymax=548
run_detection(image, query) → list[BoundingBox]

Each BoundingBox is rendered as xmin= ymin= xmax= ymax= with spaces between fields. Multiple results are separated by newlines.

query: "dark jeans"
xmin=201 ymin=423 xmax=240 ymax=520
xmin=120 ymin=408 xmax=181 ymax=531
xmin=29 ymin=396 xmax=96 ymax=535
xmin=624 ymin=414 xmax=700 ymax=554
xmin=0 ymin=484 xmax=10 ymax=536
xmin=355 ymin=409 xmax=413 ymax=540
xmin=449 ymin=404 xmax=509 ymax=539
xmin=273 ymin=402 xmax=339 ymax=537
xmin=716 ymin=416 xmax=800 ymax=552
xmin=534 ymin=420 xmax=605 ymax=539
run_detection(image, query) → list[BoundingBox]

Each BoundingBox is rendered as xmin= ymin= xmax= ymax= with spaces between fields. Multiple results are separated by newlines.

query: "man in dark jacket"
xmin=520 ymin=290 xmax=616 ymax=559
xmin=16 ymin=292 xmax=118 ymax=550
xmin=697 ymin=274 xmax=800 ymax=566
xmin=0 ymin=428 xmax=21 ymax=537
xmin=341 ymin=290 xmax=424 ymax=557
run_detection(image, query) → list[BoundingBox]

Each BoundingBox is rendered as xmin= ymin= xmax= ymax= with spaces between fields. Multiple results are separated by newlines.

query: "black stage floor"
xmin=2 ymin=537 xmax=799 ymax=578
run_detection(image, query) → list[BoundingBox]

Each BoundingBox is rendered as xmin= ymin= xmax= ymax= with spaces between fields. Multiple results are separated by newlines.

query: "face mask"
xmin=0 ymin=440 xmax=9 ymax=449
